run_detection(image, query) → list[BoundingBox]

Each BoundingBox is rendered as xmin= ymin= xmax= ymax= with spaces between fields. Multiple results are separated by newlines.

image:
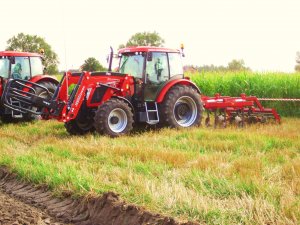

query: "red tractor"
xmin=2 ymin=47 xmax=203 ymax=136
xmin=1 ymin=46 xmax=280 ymax=136
xmin=0 ymin=51 xmax=58 ymax=122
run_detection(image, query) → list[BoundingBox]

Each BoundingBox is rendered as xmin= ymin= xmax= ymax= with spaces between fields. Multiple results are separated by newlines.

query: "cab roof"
xmin=0 ymin=51 xmax=42 ymax=57
xmin=118 ymin=46 xmax=180 ymax=54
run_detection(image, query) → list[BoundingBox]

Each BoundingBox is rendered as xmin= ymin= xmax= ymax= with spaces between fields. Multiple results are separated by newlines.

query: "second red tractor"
xmin=0 ymin=51 xmax=58 ymax=122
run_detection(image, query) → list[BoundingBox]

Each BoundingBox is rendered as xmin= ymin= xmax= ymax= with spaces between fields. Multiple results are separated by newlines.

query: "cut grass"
xmin=0 ymin=119 xmax=299 ymax=224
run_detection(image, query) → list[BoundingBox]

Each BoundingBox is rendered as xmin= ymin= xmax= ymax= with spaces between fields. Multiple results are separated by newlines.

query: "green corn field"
xmin=189 ymin=71 xmax=300 ymax=116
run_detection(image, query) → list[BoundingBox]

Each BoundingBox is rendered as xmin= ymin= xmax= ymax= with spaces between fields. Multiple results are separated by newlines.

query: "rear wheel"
xmin=160 ymin=85 xmax=202 ymax=128
xmin=94 ymin=99 xmax=133 ymax=137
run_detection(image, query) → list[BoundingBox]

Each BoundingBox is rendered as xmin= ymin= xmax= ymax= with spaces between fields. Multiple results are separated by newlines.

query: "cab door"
xmin=143 ymin=52 xmax=169 ymax=101
xmin=119 ymin=52 xmax=146 ymax=102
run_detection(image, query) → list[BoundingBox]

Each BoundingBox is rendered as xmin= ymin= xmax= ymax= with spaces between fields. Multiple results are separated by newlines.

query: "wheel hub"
xmin=108 ymin=108 xmax=128 ymax=133
xmin=175 ymin=103 xmax=190 ymax=118
xmin=173 ymin=96 xmax=198 ymax=127
xmin=110 ymin=116 xmax=119 ymax=124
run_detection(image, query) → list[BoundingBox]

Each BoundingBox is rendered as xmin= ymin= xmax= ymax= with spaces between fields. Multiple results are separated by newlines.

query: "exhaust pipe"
xmin=108 ymin=46 xmax=113 ymax=72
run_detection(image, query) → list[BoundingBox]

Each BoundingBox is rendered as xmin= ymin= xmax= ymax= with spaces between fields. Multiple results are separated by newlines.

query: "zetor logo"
xmin=75 ymin=87 xmax=85 ymax=106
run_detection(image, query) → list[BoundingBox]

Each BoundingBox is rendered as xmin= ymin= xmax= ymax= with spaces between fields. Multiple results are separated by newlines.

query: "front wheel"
xmin=94 ymin=99 xmax=134 ymax=137
xmin=64 ymin=107 xmax=95 ymax=135
xmin=160 ymin=85 xmax=202 ymax=128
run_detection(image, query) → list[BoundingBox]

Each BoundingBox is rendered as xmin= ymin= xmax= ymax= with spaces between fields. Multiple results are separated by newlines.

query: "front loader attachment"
xmin=1 ymin=79 xmax=63 ymax=117
xmin=1 ymin=72 xmax=90 ymax=121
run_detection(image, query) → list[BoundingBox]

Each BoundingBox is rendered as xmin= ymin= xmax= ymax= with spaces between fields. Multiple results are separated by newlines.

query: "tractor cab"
xmin=118 ymin=47 xmax=184 ymax=101
xmin=0 ymin=51 xmax=44 ymax=81
xmin=0 ymin=51 xmax=58 ymax=121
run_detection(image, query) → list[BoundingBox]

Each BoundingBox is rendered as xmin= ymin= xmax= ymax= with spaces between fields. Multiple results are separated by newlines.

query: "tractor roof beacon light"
xmin=180 ymin=44 xmax=185 ymax=57
xmin=39 ymin=49 xmax=46 ymax=61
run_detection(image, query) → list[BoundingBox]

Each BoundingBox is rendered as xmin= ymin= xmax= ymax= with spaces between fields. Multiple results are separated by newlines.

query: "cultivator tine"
xmin=205 ymin=111 xmax=211 ymax=127
xmin=204 ymin=109 xmax=227 ymax=128
xmin=223 ymin=110 xmax=227 ymax=128
xmin=241 ymin=109 xmax=245 ymax=127
xmin=214 ymin=110 xmax=217 ymax=128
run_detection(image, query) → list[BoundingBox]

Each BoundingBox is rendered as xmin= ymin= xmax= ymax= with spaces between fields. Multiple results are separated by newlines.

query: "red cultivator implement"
xmin=201 ymin=93 xmax=281 ymax=127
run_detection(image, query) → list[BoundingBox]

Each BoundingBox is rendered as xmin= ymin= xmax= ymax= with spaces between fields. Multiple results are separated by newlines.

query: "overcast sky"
xmin=1 ymin=0 xmax=299 ymax=72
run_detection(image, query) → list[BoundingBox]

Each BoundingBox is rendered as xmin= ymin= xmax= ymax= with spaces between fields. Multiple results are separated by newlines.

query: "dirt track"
xmin=0 ymin=190 xmax=67 ymax=225
xmin=0 ymin=167 xmax=198 ymax=225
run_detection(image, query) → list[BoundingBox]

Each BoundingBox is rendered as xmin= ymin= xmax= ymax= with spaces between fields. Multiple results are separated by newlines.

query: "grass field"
xmin=189 ymin=71 xmax=300 ymax=117
xmin=0 ymin=118 xmax=299 ymax=224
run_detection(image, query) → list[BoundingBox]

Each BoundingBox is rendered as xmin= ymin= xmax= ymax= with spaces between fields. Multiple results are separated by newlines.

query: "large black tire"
xmin=94 ymin=99 xmax=134 ymax=137
xmin=160 ymin=85 xmax=202 ymax=128
xmin=65 ymin=118 xmax=95 ymax=135
xmin=35 ymin=81 xmax=57 ymax=97
xmin=0 ymin=114 xmax=14 ymax=123
xmin=23 ymin=81 xmax=57 ymax=121
xmin=64 ymin=106 xmax=95 ymax=135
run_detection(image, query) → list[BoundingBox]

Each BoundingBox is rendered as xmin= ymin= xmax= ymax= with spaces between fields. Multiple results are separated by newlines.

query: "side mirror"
xmin=147 ymin=52 xmax=153 ymax=61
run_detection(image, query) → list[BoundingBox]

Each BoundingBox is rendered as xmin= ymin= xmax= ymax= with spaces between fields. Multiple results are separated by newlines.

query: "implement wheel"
xmin=160 ymin=85 xmax=202 ymax=128
xmin=94 ymin=99 xmax=133 ymax=137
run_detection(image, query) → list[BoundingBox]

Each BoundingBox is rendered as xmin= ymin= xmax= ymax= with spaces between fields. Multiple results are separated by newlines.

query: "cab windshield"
xmin=119 ymin=52 xmax=145 ymax=78
xmin=0 ymin=56 xmax=44 ymax=80
xmin=0 ymin=58 xmax=9 ymax=78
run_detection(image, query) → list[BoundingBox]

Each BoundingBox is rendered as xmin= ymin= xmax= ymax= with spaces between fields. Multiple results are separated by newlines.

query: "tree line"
xmin=185 ymin=59 xmax=251 ymax=73
xmin=5 ymin=32 xmax=300 ymax=74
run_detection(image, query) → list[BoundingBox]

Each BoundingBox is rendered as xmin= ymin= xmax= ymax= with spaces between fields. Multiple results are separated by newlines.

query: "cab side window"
xmin=168 ymin=53 xmax=183 ymax=77
xmin=146 ymin=52 xmax=169 ymax=84
xmin=11 ymin=57 xmax=30 ymax=80
xmin=30 ymin=57 xmax=43 ymax=77
xmin=0 ymin=58 xmax=9 ymax=79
